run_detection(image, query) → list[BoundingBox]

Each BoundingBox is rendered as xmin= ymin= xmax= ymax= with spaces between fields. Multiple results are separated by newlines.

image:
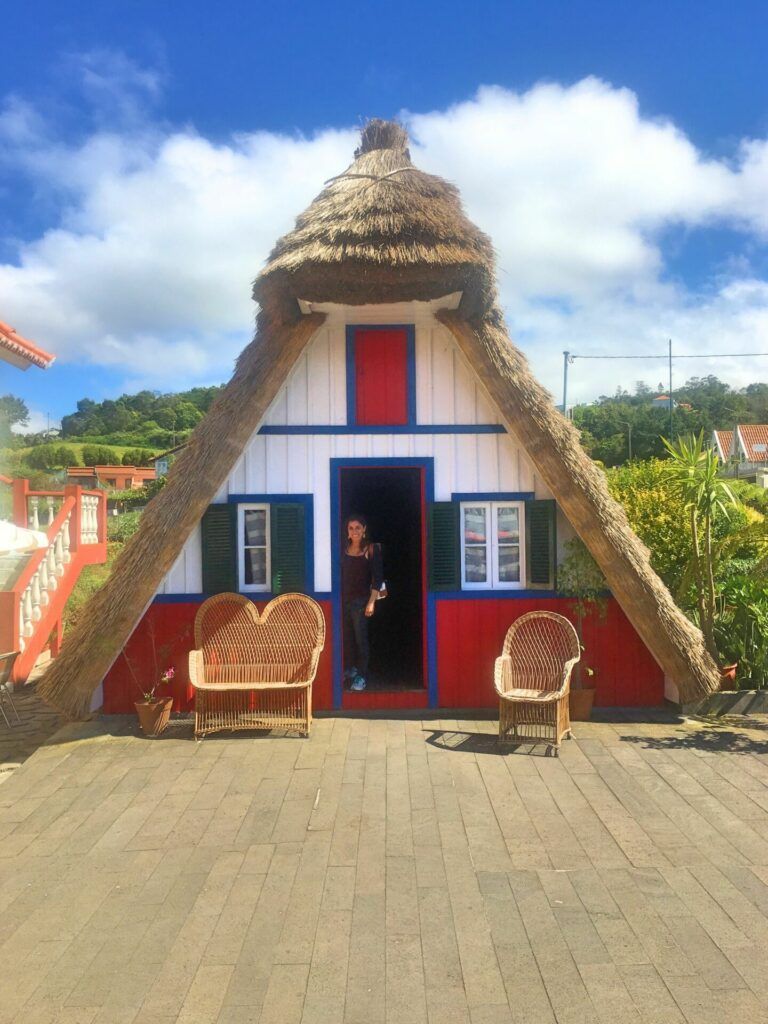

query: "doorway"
xmin=339 ymin=467 xmax=424 ymax=689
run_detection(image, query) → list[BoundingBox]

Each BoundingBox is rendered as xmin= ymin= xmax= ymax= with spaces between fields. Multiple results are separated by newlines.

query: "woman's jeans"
xmin=343 ymin=598 xmax=370 ymax=677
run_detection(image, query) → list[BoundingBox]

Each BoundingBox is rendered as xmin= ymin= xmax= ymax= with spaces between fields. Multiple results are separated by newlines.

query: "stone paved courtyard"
xmin=3 ymin=712 xmax=768 ymax=1023
xmin=0 ymin=683 xmax=65 ymax=779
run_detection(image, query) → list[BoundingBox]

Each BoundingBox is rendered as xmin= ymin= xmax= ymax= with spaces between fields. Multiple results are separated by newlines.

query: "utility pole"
xmin=621 ymin=421 xmax=633 ymax=461
xmin=562 ymin=351 xmax=570 ymax=418
xmin=668 ymin=338 xmax=673 ymax=438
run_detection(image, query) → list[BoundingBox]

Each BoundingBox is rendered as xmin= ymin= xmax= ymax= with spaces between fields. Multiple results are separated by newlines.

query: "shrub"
xmin=108 ymin=510 xmax=143 ymax=543
xmin=24 ymin=444 xmax=78 ymax=470
xmin=82 ymin=444 xmax=119 ymax=467
xmin=122 ymin=448 xmax=152 ymax=466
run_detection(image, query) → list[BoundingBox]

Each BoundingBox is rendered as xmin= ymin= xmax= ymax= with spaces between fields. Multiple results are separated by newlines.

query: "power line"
xmin=561 ymin=342 xmax=768 ymax=424
xmin=570 ymin=352 xmax=768 ymax=360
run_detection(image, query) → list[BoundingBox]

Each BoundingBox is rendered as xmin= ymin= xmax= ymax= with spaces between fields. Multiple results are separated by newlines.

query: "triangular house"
xmin=41 ymin=120 xmax=719 ymax=719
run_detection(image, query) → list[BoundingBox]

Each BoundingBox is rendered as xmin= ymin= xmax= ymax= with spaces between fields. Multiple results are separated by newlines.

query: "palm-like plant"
xmin=662 ymin=432 xmax=737 ymax=662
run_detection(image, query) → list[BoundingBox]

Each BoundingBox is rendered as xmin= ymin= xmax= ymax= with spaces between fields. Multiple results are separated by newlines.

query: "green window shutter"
xmin=271 ymin=503 xmax=306 ymax=594
xmin=526 ymin=499 xmax=556 ymax=588
xmin=201 ymin=503 xmax=237 ymax=594
xmin=429 ymin=502 xmax=460 ymax=591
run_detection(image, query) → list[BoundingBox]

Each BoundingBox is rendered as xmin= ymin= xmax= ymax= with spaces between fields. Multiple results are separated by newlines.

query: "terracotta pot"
xmin=719 ymin=664 xmax=738 ymax=683
xmin=569 ymin=687 xmax=596 ymax=722
xmin=135 ymin=697 xmax=173 ymax=737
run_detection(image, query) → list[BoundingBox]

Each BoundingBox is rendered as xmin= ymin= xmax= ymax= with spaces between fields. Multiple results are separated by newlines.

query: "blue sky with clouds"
xmin=2 ymin=0 xmax=768 ymax=431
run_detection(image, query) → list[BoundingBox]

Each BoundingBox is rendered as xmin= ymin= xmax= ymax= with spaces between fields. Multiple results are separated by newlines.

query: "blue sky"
xmin=2 ymin=0 xmax=768 ymax=431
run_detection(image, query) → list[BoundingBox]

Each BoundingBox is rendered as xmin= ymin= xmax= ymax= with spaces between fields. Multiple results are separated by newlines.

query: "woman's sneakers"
xmin=344 ymin=667 xmax=366 ymax=691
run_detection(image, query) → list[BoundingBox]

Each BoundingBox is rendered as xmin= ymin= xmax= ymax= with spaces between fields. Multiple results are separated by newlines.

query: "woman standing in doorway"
xmin=342 ymin=514 xmax=383 ymax=691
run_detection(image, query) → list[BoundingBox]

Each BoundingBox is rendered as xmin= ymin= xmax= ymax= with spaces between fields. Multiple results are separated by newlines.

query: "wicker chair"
xmin=494 ymin=611 xmax=581 ymax=755
xmin=188 ymin=593 xmax=325 ymax=738
xmin=0 ymin=651 xmax=20 ymax=728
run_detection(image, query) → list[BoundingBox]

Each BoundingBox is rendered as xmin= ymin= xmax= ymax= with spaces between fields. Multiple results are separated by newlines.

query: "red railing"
xmin=1 ymin=479 xmax=107 ymax=684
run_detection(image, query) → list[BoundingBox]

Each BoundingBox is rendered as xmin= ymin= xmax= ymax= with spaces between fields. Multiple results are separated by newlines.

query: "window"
xmin=238 ymin=503 xmax=270 ymax=592
xmin=202 ymin=499 xmax=308 ymax=596
xmin=460 ymin=501 xmax=524 ymax=589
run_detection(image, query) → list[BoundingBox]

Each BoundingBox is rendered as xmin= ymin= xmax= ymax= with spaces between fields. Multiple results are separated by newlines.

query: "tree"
xmin=607 ymin=459 xmax=691 ymax=588
xmin=662 ymin=432 xmax=737 ymax=663
xmin=0 ymin=394 xmax=29 ymax=443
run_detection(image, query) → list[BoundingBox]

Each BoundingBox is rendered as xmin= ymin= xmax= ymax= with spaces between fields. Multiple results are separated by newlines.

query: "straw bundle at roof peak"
xmin=355 ymin=118 xmax=410 ymax=157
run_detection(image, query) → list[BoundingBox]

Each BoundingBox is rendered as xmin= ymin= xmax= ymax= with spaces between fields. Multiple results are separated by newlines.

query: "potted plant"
xmin=556 ymin=538 xmax=608 ymax=721
xmin=134 ymin=667 xmax=175 ymax=737
xmin=714 ymin=577 xmax=768 ymax=690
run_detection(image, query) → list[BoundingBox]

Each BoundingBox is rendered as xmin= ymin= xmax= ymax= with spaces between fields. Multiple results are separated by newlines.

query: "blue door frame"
xmin=330 ymin=457 xmax=437 ymax=708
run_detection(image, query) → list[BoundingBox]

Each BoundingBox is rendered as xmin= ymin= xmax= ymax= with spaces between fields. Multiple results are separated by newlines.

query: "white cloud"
xmin=0 ymin=70 xmax=767 ymax=404
xmin=11 ymin=409 xmax=59 ymax=435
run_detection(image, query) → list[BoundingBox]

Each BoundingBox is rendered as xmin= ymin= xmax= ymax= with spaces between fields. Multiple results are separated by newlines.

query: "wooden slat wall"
xmin=159 ymin=311 xmax=554 ymax=596
xmin=435 ymin=597 xmax=664 ymax=708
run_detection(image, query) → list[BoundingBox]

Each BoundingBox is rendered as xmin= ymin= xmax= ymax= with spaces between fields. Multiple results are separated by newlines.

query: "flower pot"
xmin=719 ymin=664 xmax=738 ymax=684
xmin=135 ymin=697 xmax=173 ymax=737
xmin=569 ymin=686 xmax=596 ymax=722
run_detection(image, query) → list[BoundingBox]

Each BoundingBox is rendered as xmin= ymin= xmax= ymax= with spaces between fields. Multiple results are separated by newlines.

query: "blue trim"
xmin=259 ymin=424 xmax=505 ymax=435
xmin=452 ymin=491 xmax=535 ymax=502
xmin=345 ymin=324 xmax=417 ymax=428
xmin=406 ymin=329 xmax=417 ymax=425
xmin=226 ymin=493 xmax=315 ymax=593
xmin=153 ymin=592 xmax=333 ymax=604
xmin=345 ymin=327 xmax=357 ymax=426
xmin=434 ymin=589 xmax=560 ymax=600
xmin=330 ymin=456 xmax=436 ymax=709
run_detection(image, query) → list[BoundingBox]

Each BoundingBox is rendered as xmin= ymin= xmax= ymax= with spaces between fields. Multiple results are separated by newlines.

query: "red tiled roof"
xmin=713 ymin=429 xmax=733 ymax=461
xmin=737 ymin=425 xmax=768 ymax=463
xmin=0 ymin=319 xmax=55 ymax=370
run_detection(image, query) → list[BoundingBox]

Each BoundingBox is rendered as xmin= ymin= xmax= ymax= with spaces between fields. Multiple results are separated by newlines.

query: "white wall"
xmin=158 ymin=299 xmax=561 ymax=596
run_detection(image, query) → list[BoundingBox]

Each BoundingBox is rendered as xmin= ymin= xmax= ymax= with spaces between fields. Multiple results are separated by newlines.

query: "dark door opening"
xmin=339 ymin=467 xmax=424 ymax=689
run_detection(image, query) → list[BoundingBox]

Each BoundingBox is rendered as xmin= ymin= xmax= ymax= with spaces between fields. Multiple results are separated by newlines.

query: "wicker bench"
xmin=188 ymin=592 xmax=325 ymax=738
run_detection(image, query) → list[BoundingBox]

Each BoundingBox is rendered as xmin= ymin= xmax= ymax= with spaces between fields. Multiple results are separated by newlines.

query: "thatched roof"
xmin=256 ymin=119 xmax=496 ymax=319
xmin=39 ymin=119 xmax=720 ymax=718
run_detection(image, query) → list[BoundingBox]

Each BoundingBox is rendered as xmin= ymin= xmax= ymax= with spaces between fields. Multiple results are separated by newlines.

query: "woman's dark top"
xmin=342 ymin=544 xmax=384 ymax=603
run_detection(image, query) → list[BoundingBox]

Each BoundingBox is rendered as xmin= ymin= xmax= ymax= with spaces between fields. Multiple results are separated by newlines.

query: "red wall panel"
xmin=355 ymin=329 xmax=408 ymax=425
xmin=102 ymin=596 xmax=662 ymax=715
xmin=102 ymin=600 xmax=334 ymax=714
xmin=435 ymin=597 xmax=663 ymax=708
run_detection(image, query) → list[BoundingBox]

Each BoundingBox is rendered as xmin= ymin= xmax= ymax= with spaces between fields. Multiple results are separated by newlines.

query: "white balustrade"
xmin=28 ymin=496 xmax=40 ymax=530
xmin=30 ymin=572 xmax=41 ymax=622
xmin=62 ymin=520 xmax=71 ymax=564
xmin=18 ymin=509 xmax=73 ymax=654
xmin=39 ymin=559 xmax=50 ymax=606
xmin=46 ymin=545 xmax=58 ymax=591
xmin=26 ymin=495 xmax=61 ymax=532
xmin=21 ymin=590 xmax=34 ymax=639
xmin=80 ymin=494 xmax=100 ymax=544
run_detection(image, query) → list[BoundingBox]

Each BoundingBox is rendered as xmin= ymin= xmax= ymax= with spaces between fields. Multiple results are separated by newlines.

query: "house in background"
xmin=713 ymin=426 xmax=768 ymax=485
xmin=0 ymin=320 xmax=54 ymax=371
xmin=67 ymin=465 xmax=156 ymax=491
xmin=148 ymin=443 xmax=186 ymax=478
xmin=41 ymin=120 xmax=719 ymax=721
